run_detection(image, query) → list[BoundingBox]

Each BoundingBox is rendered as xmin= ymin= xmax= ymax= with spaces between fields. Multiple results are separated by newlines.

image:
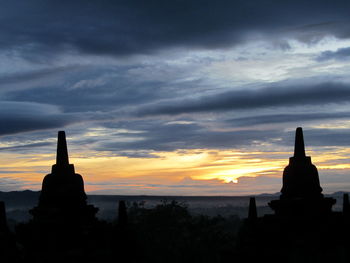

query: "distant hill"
xmin=0 ymin=190 xmax=347 ymax=223
xmin=0 ymin=190 xmax=40 ymax=207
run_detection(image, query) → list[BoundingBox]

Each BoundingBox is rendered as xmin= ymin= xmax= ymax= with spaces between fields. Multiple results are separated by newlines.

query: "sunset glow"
xmin=1 ymin=1 xmax=350 ymax=195
xmin=1 ymin=141 xmax=350 ymax=195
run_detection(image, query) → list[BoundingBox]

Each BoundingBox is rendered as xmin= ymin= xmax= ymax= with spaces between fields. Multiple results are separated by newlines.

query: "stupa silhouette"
xmin=30 ymin=131 xmax=97 ymax=223
xmin=238 ymin=128 xmax=344 ymax=262
xmin=269 ymin=127 xmax=335 ymax=215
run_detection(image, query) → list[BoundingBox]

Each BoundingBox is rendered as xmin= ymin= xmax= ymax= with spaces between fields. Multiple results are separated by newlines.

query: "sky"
xmin=1 ymin=0 xmax=350 ymax=195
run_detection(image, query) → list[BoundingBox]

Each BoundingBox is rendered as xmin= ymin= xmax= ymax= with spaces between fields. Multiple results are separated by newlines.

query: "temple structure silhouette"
xmin=0 ymin=201 xmax=18 ymax=262
xmin=30 ymin=131 xmax=97 ymax=224
xmin=269 ymin=127 xmax=336 ymax=215
xmin=239 ymin=127 xmax=349 ymax=263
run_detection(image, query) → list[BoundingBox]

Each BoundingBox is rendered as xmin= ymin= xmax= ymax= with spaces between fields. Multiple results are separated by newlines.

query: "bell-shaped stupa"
xmin=38 ymin=131 xmax=86 ymax=208
xmin=269 ymin=127 xmax=335 ymax=215
xmin=31 ymin=131 xmax=97 ymax=223
xmin=280 ymin=127 xmax=323 ymax=199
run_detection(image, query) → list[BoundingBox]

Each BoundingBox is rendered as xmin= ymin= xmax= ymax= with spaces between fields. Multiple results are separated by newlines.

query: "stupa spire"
xmin=343 ymin=193 xmax=350 ymax=215
xmin=0 ymin=201 xmax=7 ymax=231
xmin=248 ymin=197 xmax=257 ymax=220
xmin=56 ymin=131 xmax=69 ymax=166
xmin=294 ymin=127 xmax=306 ymax=158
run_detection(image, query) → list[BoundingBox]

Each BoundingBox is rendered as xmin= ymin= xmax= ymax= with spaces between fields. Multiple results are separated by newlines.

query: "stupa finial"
xmin=248 ymin=197 xmax=257 ymax=220
xmin=56 ymin=131 xmax=69 ymax=166
xmin=294 ymin=127 xmax=306 ymax=158
xmin=0 ymin=201 xmax=7 ymax=230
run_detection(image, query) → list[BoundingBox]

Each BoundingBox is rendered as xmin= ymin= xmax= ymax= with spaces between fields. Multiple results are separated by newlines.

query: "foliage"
xmin=125 ymin=200 xmax=242 ymax=263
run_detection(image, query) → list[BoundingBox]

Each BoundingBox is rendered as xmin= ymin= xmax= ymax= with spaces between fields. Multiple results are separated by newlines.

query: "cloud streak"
xmin=0 ymin=101 xmax=76 ymax=135
xmin=138 ymin=82 xmax=350 ymax=115
xmin=227 ymin=112 xmax=350 ymax=127
xmin=317 ymin=47 xmax=350 ymax=61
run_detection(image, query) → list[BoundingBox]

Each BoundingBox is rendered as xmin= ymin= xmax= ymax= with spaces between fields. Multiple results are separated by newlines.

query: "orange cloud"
xmin=0 ymin=146 xmax=349 ymax=195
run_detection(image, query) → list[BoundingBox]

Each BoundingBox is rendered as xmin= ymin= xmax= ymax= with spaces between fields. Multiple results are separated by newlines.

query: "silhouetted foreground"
xmin=239 ymin=128 xmax=350 ymax=263
xmin=1 ymin=128 xmax=350 ymax=262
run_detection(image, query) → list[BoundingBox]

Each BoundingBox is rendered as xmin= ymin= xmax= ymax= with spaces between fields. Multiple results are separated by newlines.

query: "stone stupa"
xmin=30 ymin=131 xmax=97 ymax=224
xmin=269 ymin=127 xmax=335 ymax=216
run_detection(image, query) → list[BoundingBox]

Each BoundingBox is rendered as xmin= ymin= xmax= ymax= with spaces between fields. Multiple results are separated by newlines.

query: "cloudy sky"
xmin=1 ymin=0 xmax=350 ymax=195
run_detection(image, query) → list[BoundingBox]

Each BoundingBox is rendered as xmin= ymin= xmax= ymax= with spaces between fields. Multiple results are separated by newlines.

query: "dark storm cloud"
xmin=1 ymin=0 xmax=350 ymax=57
xmin=7 ymin=81 xmax=164 ymax=113
xmin=271 ymin=128 xmax=350 ymax=149
xmin=4 ymin=65 xmax=170 ymax=113
xmin=138 ymin=82 xmax=350 ymax=116
xmin=91 ymin=119 xmax=350 ymax=154
xmin=228 ymin=112 xmax=350 ymax=127
xmin=298 ymin=129 xmax=350 ymax=147
xmin=0 ymin=66 xmax=85 ymax=86
xmin=95 ymin=121 xmax=282 ymax=152
xmin=317 ymin=47 xmax=350 ymax=61
xmin=0 ymin=101 xmax=76 ymax=135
